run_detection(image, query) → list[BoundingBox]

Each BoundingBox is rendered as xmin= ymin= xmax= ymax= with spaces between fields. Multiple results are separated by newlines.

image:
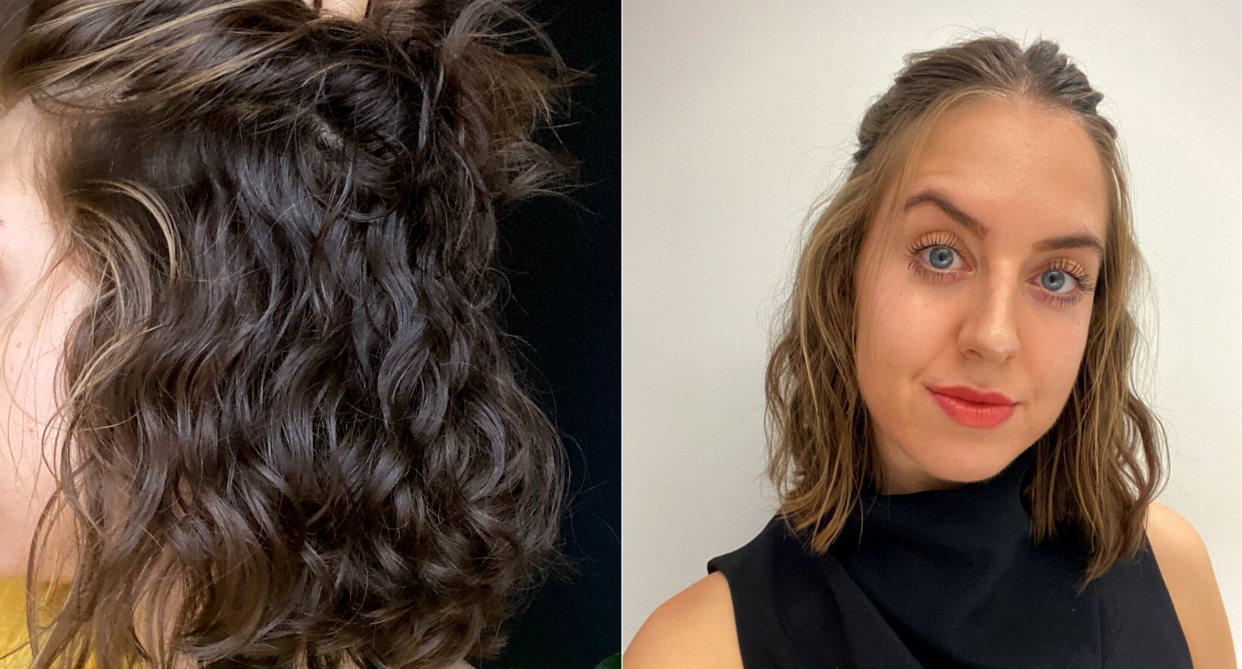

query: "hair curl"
xmin=0 ymin=0 xmax=571 ymax=666
xmin=765 ymin=36 xmax=1163 ymax=591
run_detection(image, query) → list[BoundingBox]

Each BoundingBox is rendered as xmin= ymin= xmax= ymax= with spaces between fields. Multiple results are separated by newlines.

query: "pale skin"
xmin=0 ymin=102 xmax=91 ymax=582
xmin=625 ymin=100 xmax=1236 ymax=668
xmin=317 ymin=0 xmax=368 ymax=20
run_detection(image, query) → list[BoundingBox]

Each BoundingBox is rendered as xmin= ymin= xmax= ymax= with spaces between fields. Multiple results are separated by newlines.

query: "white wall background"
xmin=622 ymin=0 xmax=1241 ymax=649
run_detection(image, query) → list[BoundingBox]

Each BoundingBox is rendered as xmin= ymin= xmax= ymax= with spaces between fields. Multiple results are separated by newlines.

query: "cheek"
xmin=0 ymin=271 xmax=90 ymax=501
xmin=1023 ymin=308 xmax=1091 ymax=411
xmin=856 ymin=263 xmax=958 ymax=406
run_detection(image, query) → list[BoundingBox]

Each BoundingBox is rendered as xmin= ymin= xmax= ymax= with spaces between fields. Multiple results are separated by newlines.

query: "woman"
xmin=625 ymin=37 xmax=1234 ymax=668
xmin=0 ymin=0 xmax=571 ymax=667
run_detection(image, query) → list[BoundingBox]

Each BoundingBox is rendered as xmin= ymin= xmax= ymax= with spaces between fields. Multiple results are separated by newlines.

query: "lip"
xmin=926 ymin=385 xmax=1016 ymax=428
xmin=928 ymin=385 xmax=1015 ymax=405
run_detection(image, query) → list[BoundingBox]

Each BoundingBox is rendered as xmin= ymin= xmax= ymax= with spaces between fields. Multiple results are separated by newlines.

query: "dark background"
xmin=486 ymin=1 xmax=621 ymax=668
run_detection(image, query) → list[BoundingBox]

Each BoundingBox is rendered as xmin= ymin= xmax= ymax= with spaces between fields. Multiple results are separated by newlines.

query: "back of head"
xmin=0 ymin=0 xmax=570 ymax=666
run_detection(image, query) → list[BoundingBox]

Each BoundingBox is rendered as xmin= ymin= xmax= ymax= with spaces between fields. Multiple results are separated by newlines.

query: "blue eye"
xmin=1040 ymin=269 xmax=1075 ymax=294
xmin=923 ymin=246 xmax=958 ymax=270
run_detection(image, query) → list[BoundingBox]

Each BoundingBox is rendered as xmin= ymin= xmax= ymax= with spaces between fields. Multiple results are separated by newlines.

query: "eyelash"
xmin=904 ymin=235 xmax=1097 ymax=307
xmin=905 ymin=234 xmax=969 ymax=283
xmin=1037 ymin=258 xmax=1096 ymax=307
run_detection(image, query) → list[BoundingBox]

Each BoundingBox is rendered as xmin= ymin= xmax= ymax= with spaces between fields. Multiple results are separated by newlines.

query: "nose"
xmin=957 ymin=273 xmax=1020 ymax=364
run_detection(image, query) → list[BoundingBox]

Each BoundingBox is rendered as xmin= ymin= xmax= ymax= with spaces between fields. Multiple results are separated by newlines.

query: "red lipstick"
xmin=927 ymin=385 xmax=1016 ymax=428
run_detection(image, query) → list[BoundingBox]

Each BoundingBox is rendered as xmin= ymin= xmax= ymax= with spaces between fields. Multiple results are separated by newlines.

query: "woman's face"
xmin=854 ymin=99 xmax=1109 ymax=494
xmin=0 ymin=103 xmax=92 ymax=577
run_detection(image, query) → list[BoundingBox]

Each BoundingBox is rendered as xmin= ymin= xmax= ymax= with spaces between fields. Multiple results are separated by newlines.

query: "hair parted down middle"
xmin=0 ymin=0 xmax=571 ymax=666
xmin=765 ymin=36 xmax=1165 ymax=591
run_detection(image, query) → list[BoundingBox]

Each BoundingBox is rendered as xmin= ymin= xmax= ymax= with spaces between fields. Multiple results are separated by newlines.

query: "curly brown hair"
xmin=765 ymin=36 xmax=1164 ymax=591
xmin=0 ymin=0 xmax=571 ymax=666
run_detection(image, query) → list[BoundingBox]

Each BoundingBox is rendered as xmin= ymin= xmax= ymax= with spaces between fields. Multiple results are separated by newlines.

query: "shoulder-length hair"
xmin=0 ymin=0 xmax=570 ymax=666
xmin=765 ymin=36 xmax=1163 ymax=588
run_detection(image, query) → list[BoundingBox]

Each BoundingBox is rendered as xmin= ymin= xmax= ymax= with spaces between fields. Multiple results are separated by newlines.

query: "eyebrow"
xmin=903 ymin=189 xmax=1104 ymax=256
xmin=904 ymin=191 xmax=989 ymax=237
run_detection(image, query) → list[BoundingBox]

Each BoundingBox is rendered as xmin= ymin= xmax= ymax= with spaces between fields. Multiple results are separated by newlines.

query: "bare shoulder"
xmin=623 ymin=572 xmax=744 ymax=669
xmin=1145 ymin=500 xmax=1237 ymax=668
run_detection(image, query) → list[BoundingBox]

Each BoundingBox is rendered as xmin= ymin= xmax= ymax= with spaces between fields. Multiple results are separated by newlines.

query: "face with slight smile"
xmin=854 ymin=98 xmax=1109 ymax=495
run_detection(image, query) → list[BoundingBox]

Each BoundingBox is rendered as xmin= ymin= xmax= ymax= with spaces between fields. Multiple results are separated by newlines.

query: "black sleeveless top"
xmin=707 ymin=448 xmax=1192 ymax=668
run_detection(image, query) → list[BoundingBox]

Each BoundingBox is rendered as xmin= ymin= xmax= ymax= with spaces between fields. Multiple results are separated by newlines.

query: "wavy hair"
xmin=765 ymin=36 xmax=1163 ymax=589
xmin=0 ymin=0 xmax=571 ymax=666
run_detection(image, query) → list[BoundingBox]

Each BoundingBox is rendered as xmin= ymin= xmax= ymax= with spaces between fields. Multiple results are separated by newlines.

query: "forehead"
xmin=900 ymin=98 xmax=1109 ymax=243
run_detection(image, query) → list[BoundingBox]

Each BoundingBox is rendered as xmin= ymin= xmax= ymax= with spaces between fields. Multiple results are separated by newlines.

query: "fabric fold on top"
xmin=708 ymin=446 xmax=1192 ymax=669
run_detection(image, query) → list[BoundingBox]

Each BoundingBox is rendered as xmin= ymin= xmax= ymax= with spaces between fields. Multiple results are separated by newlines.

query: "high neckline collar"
xmin=856 ymin=445 xmax=1036 ymax=508
xmin=832 ymin=446 xmax=1038 ymax=566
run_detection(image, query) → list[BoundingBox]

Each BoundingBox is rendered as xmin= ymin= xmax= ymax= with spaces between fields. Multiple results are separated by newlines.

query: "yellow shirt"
xmin=0 ymin=577 xmax=75 ymax=669
xmin=0 ymin=579 xmax=474 ymax=669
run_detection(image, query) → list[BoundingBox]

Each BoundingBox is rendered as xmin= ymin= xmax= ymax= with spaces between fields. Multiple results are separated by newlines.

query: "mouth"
xmin=926 ymin=385 xmax=1016 ymax=429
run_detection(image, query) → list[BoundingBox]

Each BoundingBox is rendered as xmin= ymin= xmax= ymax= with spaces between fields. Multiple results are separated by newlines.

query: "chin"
xmin=907 ymin=439 xmax=1029 ymax=487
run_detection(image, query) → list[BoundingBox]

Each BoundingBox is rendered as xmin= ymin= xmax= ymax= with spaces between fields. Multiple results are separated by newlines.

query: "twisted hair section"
xmin=0 ymin=0 xmax=571 ymax=666
xmin=766 ymin=36 xmax=1163 ymax=590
